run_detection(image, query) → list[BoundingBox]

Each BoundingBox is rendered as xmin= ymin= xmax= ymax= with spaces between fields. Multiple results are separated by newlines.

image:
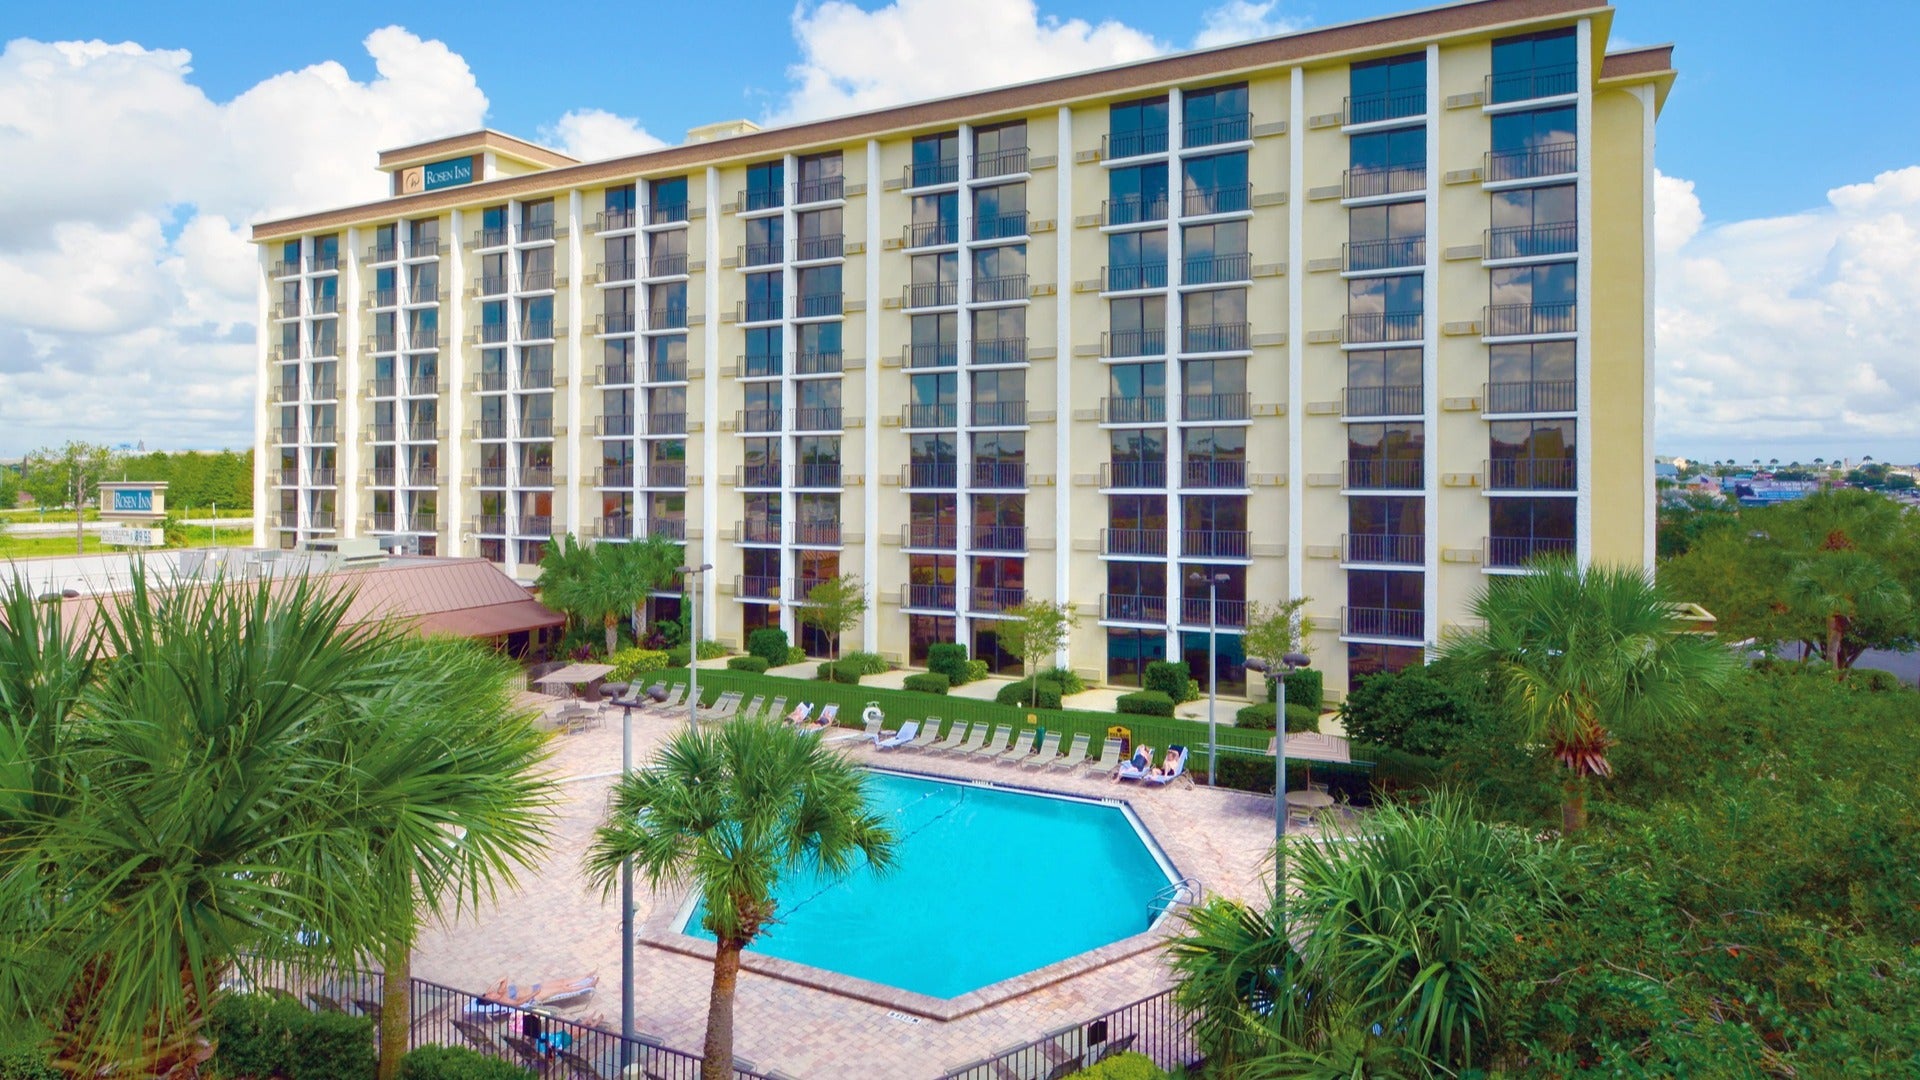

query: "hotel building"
xmin=250 ymin=0 xmax=1674 ymax=697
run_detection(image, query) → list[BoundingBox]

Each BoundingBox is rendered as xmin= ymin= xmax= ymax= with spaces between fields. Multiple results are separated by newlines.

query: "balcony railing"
xmin=646 ymin=359 xmax=688 ymax=383
xmin=1344 ymin=532 xmax=1425 ymax=565
xmin=1102 ymin=395 xmax=1167 ymax=424
xmin=1183 ymin=391 xmax=1250 ymax=422
xmin=1102 ymin=328 xmax=1167 ymax=358
xmin=648 ymin=202 xmax=689 ymax=226
xmin=1487 ymin=63 xmax=1579 ymax=105
xmin=1182 ymin=529 xmax=1250 ymax=559
xmin=475 ymin=227 xmax=509 ymax=249
xmin=906 ymin=160 xmax=960 ymax=188
xmin=474 ymin=467 xmax=507 ymax=488
xmin=904 ymin=522 xmax=957 ymax=549
xmin=907 ymin=342 xmax=957 ymax=369
xmin=972 ymin=338 xmax=1027 ymax=366
xmin=1344 ymin=89 xmax=1426 ymax=126
xmin=595 ymin=516 xmax=634 ymax=541
xmin=1345 ymin=236 xmax=1426 ymax=272
xmin=738 ymin=575 xmax=782 ymax=600
xmin=1106 ymin=263 xmax=1169 ymax=292
xmin=794 ymin=521 xmax=842 ymax=546
xmin=307 ymin=254 xmax=340 ymax=272
xmin=1181 ymin=185 xmax=1251 ymax=217
xmin=904 ymin=461 xmax=958 ymax=488
xmin=904 ymin=583 xmax=957 ymax=610
xmin=372 ymin=288 xmax=398 ymax=308
xmin=904 ymin=220 xmax=960 ymax=248
xmin=904 ymin=403 xmax=958 ymax=429
xmin=517 ymin=418 xmax=554 ymax=439
xmin=1181 ymin=596 xmax=1248 ymax=629
xmin=741 ymin=298 xmax=782 ymax=324
xmin=1486 ymin=535 xmax=1576 ymax=569
xmin=474 ymin=419 xmax=508 ymax=440
xmin=644 ymin=254 xmax=689 ymax=278
xmin=1102 ymin=129 xmax=1169 ymax=160
xmin=1103 ymin=593 xmax=1168 ymax=624
xmin=1101 ymin=460 xmax=1167 ymax=489
xmin=644 ymin=463 xmax=687 ymax=488
xmin=742 ymin=242 xmax=781 ymax=268
xmin=478 ymin=275 xmax=509 ymax=297
xmin=598 ymin=465 xmax=634 ymax=488
xmin=1343 ymin=165 xmax=1426 ymax=200
xmin=904 ymin=280 xmax=959 ymax=308
xmin=792 ymin=406 xmax=842 ymax=431
xmin=737 ymin=463 xmax=783 ymax=489
xmin=970 ymin=461 xmax=1027 ymax=489
xmin=646 ymin=412 xmax=687 ymax=435
xmin=477 ymin=324 xmax=509 ymax=346
xmin=648 ymin=305 xmax=689 ymax=330
xmin=277 ymin=468 xmax=301 ymax=486
xmin=1101 ymin=528 xmax=1167 ymax=557
xmin=598 ymin=414 xmax=637 ymax=437
xmin=599 ymin=362 xmax=635 ymax=387
xmin=1346 ymin=458 xmax=1425 ymax=490
xmin=474 ymin=371 xmax=508 ymax=393
xmin=1102 ymin=195 xmax=1169 ymax=226
xmin=1343 ymin=311 xmax=1424 ymax=345
xmin=1343 ymin=606 xmax=1425 ymax=641
xmin=1485 ymin=302 xmax=1576 ymax=338
xmin=308 ymin=512 xmax=336 ymax=529
xmin=972 ymin=525 xmax=1027 ymax=553
xmin=515 ymin=515 xmax=553 ymax=537
xmin=1485 ymin=141 xmax=1578 ymax=183
xmin=404 ymin=468 xmax=439 ymax=487
xmin=518 ymin=367 xmax=555 ymax=391
xmin=270 ymin=259 xmax=300 ymax=278
xmin=970 ymin=586 xmax=1025 ymax=614
xmin=972 ymin=274 xmax=1028 ymax=304
xmin=370 ymin=424 xmax=398 ymax=443
xmin=1184 ymin=112 xmax=1252 ymax=148
xmin=738 ymin=520 xmax=782 ymax=545
xmin=405 ymin=239 xmax=440 ymax=259
xmin=1343 ymin=384 xmax=1424 ymax=418
xmin=1487 ymin=457 xmax=1577 ymax=491
xmin=404 ymin=514 xmax=437 ymax=532
xmin=596 ymin=209 xmax=636 ymax=232
xmin=974 ymin=146 xmax=1030 ymax=179
xmin=369 ymin=512 xmax=395 ymax=532
xmin=796 ymin=292 xmax=842 ymax=318
xmin=516 ymin=321 xmax=554 ymax=342
xmin=738 ymin=408 xmax=782 ymax=434
xmin=1182 ymin=322 xmax=1250 ymax=354
xmin=742 ymin=186 xmax=784 ymax=213
xmin=971 ymin=401 xmax=1027 ymax=427
xmin=599 ymin=312 xmax=637 ymax=334
xmin=276 ymin=513 xmax=299 ymax=530
xmin=795 ymin=234 xmax=844 ymax=261
xmin=519 ymin=221 xmax=556 ymax=243
xmin=1181 ymin=459 xmax=1248 ymax=489
xmin=650 ymin=517 xmax=688 ymax=541
xmin=1485 ymin=379 xmax=1576 ymax=414
xmin=794 ymin=462 xmax=843 ymax=488
xmin=796 ymin=349 xmax=843 ymax=375
xmin=1182 ymin=253 xmax=1251 ymax=286
xmin=795 ymin=176 xmax=846 ymax=204
xmin=476 ymin=514 xmax=508 ymax=535
xmin=1486 ymin=222 xmax=1577 ymax=261
xmin=974 ymin=211 xmax=1029 ymax=242
xmin=310 ymin=426 xmax=338 ymax=443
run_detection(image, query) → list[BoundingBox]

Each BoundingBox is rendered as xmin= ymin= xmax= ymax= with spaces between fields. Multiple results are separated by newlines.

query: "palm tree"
xmin=586 ymin=719 xmax=895 ymax=1080
xmin=610 ymin=533 xmax=684 ymax=642
xmin=1787 ymin=551 xmax=1910 ymax=676
xmin=540 ymin=533 xmax=627 ymax=656
xmin=1440 ymin=559 xmax=1737 ymax=832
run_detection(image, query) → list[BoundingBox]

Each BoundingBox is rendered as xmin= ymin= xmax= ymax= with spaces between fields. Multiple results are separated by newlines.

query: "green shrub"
xmin=1035 ymin=665 xmax=1088 ymax=694
xmin=965 ymin=659 xmax=990 ymax=683
xmin=996 ymin=679 xmax=1064 ymax=709
xmin=608 ymin=646 xmax=669 ymax=682
xmin=0 ymin=1048 xmax=60 ymax=1080
xmin=1265 ymin=667 xmax=1324 ymax=711
xmin=696 ymin=639 xmax=730 ymax=660
xmin=839 ymin=651 xmax=891 ymax=675
xmin=1849 ymin=667 xmax=1905 ymax=691
xmin=288 ymin=1010 xmax=378 ymax=1080
xmin=902 ymin=671 xmax=950 ymax=695
xmin=665 ymin=645 xmax=690 ymax=667
xmin=1117 ymin=690 xmax=1175 ymax=717
xmin=1236 ymin=702 xmax=1275 ymax=729
xmin=209 ymin=992 xmax=375 ymax=1080
xmin=1338 ymin=663 xmax=1484 ymax=759
xmin=815 ymin=661 xmax=862 ymax=684
xmin=1144 ymin=660 xmax=1196 ymax=703
xmin=726 ymin=655 xmax=770 ymax=673
xmin=1067 ymin=1051 xmax=1167 ymax=1080
xmin=398 ymin=1044 xmax=535 ymax=1080
xmin=746 ymin=627 xmax=791 ymax=668
xmin=786 ymin=646 xmax=808 ymax=665
xmin=926 ymin=643 xmax=971 ymax=686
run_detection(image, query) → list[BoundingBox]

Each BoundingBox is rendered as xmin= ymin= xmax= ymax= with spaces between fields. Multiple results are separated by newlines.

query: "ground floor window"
xmin=799 ymin=622 xmax=833 ymax=659
xmin=909 ymin=615 xmax=956 ymax=664
xmin=971 ymin=622 xmax=1022 ymax=675
xmin=479 ymin=538 xmax=505 ymax=563
xmin=741 ymin=602 xmax=779 ymax=640
xmin=1106 ymin=628 xmax=1165 ymax=687
xmin=1181 ymin=630 xmax=1245 ymax=696
xmin=1347 ymin=642 xmax=1424 ymax=685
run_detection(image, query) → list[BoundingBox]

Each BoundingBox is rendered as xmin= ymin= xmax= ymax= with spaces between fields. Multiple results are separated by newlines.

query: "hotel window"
xmin=1108 ymin=496 xmax=1168 ymax=557
xmin=910 ymin=433 xmax=957 ymax=485
xmin=911 ymin=131 xmax=960 ymax=186
xmin=970 ymin=245 xmax=1026 ymax=303
xmin=1348 ymin=127 xmax=1425 ymax=197
xmin=973 ymin=120 xmax=1028 ymax=178
xmin=744 ymin=272 xmax=781 ymax=323
xmin=1108 ymin=95 xmax=1169 ymax=158
xmin=909 ymin=371 xmax=957 ymax=429
xmin=1182 ymin=221 xmax=1248 ymax=285
xmin=1488 ymin=497 xmax=1576 ymax=568
xmin=604 ymin=184 xmax=636 ymax=230
xmin=1489 ymin=419 xmax=1576 ymax=491
xmin=407 ymin=261 xmax=438 ymax=301
xmin=1348 ymin=201 xmax=1425 ymax=271
xmin=1488 ymin=341 xmax=1575 ymax=414
xmin=909 ymin=192 xmax=959 ymax=246
xmin=797 ymin=207 xmax=842 ymax=260
xmin=1181 ymin=356 xmax=1247 ymax=422
xmin=371 ymin=224 xmax=397 ymax=261
xmin=1489 ymin=183 xmax=1576 ymax=259
xmin=1345 ymin=349 xmax=1423 ymax=418
xmin=796 ymin=151 xmax=844 ymax=203
xmin=744 ymin=160 xmax=784 ymax=212
xmin=1489 ymin=263 xmax=1576 ymax=336
xmin=1109 ymin=295 xmax=1167 ymax=357
xmin=480 ymin=205 xmax=508 ymax=247
xmin=973 ymin=184 xmax=1027 ymax=241
xmin=519 ymin=199 xmax=554 ymax=241
xmin=649 ymin=281 xmax=688 ymax=327
xmin=796 ymin=265 xmax=842 ymax=316
xmin=1490 ymin=27 xmax=1577 ymax=104
xmin=1107 ymin=163 xmax=1169 ymax=224
xmin=649 ymin=176 xmax=689 ymax=223
xmin=520 ymin=247 xmax=554 ymax=291
xmin=972 ymin=307 xmax=1025 ymax=365
xmin=744 ymin=215 xmax=784 ymax=267
xmin=741 ymin=382 xmax=781 ymax=433
xmin=1348 ymin=496 xmax=1424 ymax=565
xmin=743 ymin=327 xmax=782 ymax=378
xmin=1182 ymin=83 xmax=1249 ymax=147
xmin=1108 ymin=229 xmax=1168 ymax=291
xmin=408 ymin=217 xmax=438 ymax=254
xmin=1489 ymin=106 xmax=1577 ymax=182
xmin=911 ymin=313 xmax=957 ymax=368
xmin=1347 ymin=642 xmax=1425 ymax=682
xmin=909 ymin=251 xmax=960 ymax=307
xmin=1110 ymin=428 xmax=1165 ymax=487
xmin=795 ymin=380 xmax=841 ymax=430
xmin=1108 ymin=362 xmax=1167 ymax=424
xmin=909 ymin=614 xmax=957 ymax=662
xmin=796 ymin=492 xmax=840 ymax=546
xmin=910 ymin=494 xmax=956 ymax=546
xmin=647 ymin=229 xmax=687 ymax=276
xmin=1348 ymin=274 xmax=1423 ymax=344
xmin=1181 ymin=152 xmax=1249 ymax=215
xmin=311 ymin=234 xmax=339 ymax=269
xmin=1181 ymin=289 xmax=1248 ymax=354
xmin=1348 ymin=52 xmax=1426 ymax=124
xmin=1346 ymin=570 xmax=1424 ymax=638
xmin=971 ymin=371 xmax=1026 ymax=428
xmin=1347 ymin=422 xmax=1425 ymax=490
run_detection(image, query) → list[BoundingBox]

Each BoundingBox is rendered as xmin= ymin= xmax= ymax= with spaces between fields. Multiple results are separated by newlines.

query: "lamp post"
xmin=676 ymin=563 xmax=712 ymax=730
xmin=611 ymin=683 xmax=670 ymax=1066
xmin=1245 ymin=652 xmax=1312 ymax=844
xmin=1188 ymin=571 xmax=1230 ymax=788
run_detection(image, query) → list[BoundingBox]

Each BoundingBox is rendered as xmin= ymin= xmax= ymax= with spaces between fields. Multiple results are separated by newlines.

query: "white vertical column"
xmin=1054 ymin=107 xmax=1074 ymax=667
xmin=254 ymin=248 xmax=272 ymax=547
xmin=863 ymin=139 xmax=883 ymax=647
xmin=341 ymin=227 xmax=362 ymax=537
xmin=504 ymin=200 xmax=521 ymax=578
xmin=445 ymin=208 xmax=468 ymax=555
xmin=1286 ymin=68 xmax=1306 ymax=603
xmin=1636 ymin=82 xmax=1657 ymax=572
xmin=953 ymin=128 xmax=975 ymax=638
xmin=702 ymin=167 xmax=723 ymax=630
xmin=780 ymin=153 xmax=799 ymax=636
xmin=1421 ymin=44 xmax=1441 ymax=657
xmin=1164 ymin=87 xmax=1186 ymax=650
xmin=566 ymin=190 xmax=587 ymax=541
xmin=1574 ymin=17 xmax=1595 ymax=568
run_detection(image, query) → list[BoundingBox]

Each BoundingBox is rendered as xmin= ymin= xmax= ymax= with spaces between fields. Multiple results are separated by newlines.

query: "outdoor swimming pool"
xmin=678 ymin=770 xmax=1177 ymax=999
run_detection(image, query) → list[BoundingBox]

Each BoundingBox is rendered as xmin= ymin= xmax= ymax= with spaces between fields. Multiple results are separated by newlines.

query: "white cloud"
xmin=1656 ymin=165 xmax=1920 ymax=461
xmin=1193 ymin=1 xmax=1306 ymax=48
xmin=539 ymin=108 xmax=668 ymax=161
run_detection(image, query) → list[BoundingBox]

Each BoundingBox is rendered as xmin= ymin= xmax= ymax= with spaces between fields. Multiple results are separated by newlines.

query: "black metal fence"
xmin=934 ymin=988 xmax=1196 ymax=1080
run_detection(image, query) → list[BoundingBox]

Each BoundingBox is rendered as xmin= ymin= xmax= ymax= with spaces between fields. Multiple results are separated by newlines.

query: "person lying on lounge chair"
xmin=1112 ymin=745 xmax=1154 ymax=781
xmin=786 ymin=702 xmax=814 ymax=724
xmin=467 ymin=979 xmax=538 ymax=1014
xmin=1150 ymin=748 xmax=1185 ymax=779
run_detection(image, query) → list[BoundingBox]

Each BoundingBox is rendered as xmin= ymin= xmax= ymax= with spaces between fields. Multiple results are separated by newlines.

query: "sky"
xmin=1 ymin=0 xmax=1918 ymax=463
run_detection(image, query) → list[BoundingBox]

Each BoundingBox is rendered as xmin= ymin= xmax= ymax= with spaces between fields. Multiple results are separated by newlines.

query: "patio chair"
xmin=1047 ymin=732 xmax=1092 ymax=772
xmin=905 ymin=716 xmax=945 ymax=750
xmin=739 ymin=694 xmax=767 ymax=722
xmin=1113 ymin=745 xmax=1158 ymax=782
xmin=785 ymin=701 xmax=816 ymax=725
xmin=557 ymin=1048 xmax=615 ymax=1080
xmin=875 ymin=720 xmax=920 ymax=750
xmin=1020 ymin=730 xmax=1065 ymax=769
xmin=818 ymin=702 xmax=844 ymax=729
xmin=451 ymin=1017 xmax=504 ymax=1056
xmin=765 ymin=696 xmax=789 ymax=723
xmin=1287 ymin=804 xmax=1318 ymax=830
xmin=969 ymin=725 xmax=1017 ymax=759
xmin=1093 ymin=1034 xmax=1138 ymax=1063
xmin=1144 ymin=745 xmax=1190 ymax=787
xmin=994 ymin=728 xmax=1043 ymax=765
xmin=1077 ymin=736 xmax=1127 ymax=774
xmin=697 ymin=691 xmax=742 ymax=722
xmin=533 ymin=974 xmax=599 ymax=1008
xmin=925 ymin=720 xmax=971 ymax=754
xmin=500 ymin=1034 xmax=546 ymax=1069
xmin=647 ymin=684 xmax=686 ymax=712
xmin=944 ymin=722 xmax=992 ymax=756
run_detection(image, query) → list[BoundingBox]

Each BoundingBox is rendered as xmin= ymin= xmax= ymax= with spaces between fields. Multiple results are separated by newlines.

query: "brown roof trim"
xmin=253 ymin=0 xmax=1609 ymax=241
xmin=378 ymin=129 xmax=578 ymax=170
xmin=1599 ymin=44 xmax=1674 ymax=80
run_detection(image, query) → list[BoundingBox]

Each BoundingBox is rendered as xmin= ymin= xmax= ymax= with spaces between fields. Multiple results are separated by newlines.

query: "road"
xmin=2 ymin=517 xmax=241 ymax=535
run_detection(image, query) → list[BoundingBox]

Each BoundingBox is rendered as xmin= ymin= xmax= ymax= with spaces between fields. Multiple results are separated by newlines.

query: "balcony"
xmin=1486 ymin=535 xmax=1575 ymax=569
xmin=595 ymin=516 xmax=634 ymax=541
xmin=307 ymin=254 xmax=340 ymax=272
xmin=400 ymin=424 xmax=442 ymax=443
xmin=904 ymin=220 xmax=960 ymax=248
xmin=1487 ymin=63 xmax=1578 ymax=106
xmin=738 ymin=520 xmax=782 ymax=545
xmin=972 ymin=525 xmax=1027 ymax=553
xmin=1106 ymin=263 xmax=1169 ymax=292
xmin=518 ymin=465 xmax=554 ymax=487
xmin=648 ymin=305 xmax=689 ymax=330
xmin=474 ymin=467 xmax=507 ymax=488
xmin=740 ymin=298 xmax=782 ymax=324
xmin=1345 ymin=458 xmax=1424 ymax=490
xmin=1343 ymin=384 xmax=1424 ymax=418
xmin=646 ymin=412 xmax=688 ymax=435
xmin=1485 ymin=302 xmax=1576 ymax=338
xmin=797 ymin=349 xmax=843 ymax=375
xmin=972 ymin=338 xmax=1027 ymax=366
xmin=971 ymin=400 xmax=1026 ymax=427
xmin=596 ymin=209 xmax=636 ymax=232
xmin=519 ymin=221 xmax=556 ymax=243
xmin=794 ymin=521 xmax=842 ymax=546
xmin=1182 ymin=391 xmax=1250 ymax=423
xmin=1343 ymin=533 xmax=1425 ymax=566
xmin=519 ymin=269 xmax=557 ymax=292
xmin=1181 ymin=253 xmax=1251 ymax=286
xmin=904 ymin=523 xmax=957 ymax=549
xmin=907 ymin=342 xmax=957 ymax=369
xmin=599 ymin=362 xmax=635 ymax=387
xmin=310 ymin=426 xmax=338 ymax=444
xmin=738 ymin=408 xmax=782 ymax=434
xmin=1101 ymin=528 xmax=1167 ymax=557
xmin=741 ymin=186 xmax=784 ymax=213
xmin=742 ymin=241 xmax=781 ymax=268
xmin=1343 ymin=311 xmax=1424 ymax=345
xmin=517 ymin=418 xmax=554 ymax=439
xmin=518 ymin=367 xmax=555 ymax=390
xmin=796 ymin=292 xmax=842 ymax=318
xmin=367 ymin=377 xmax=394 ymax=398
xmin=372 ymin=288 xmax=398 ymax=309
xmin=478 ymin=275 xmax=510 ymax=297
xmin=516 ymin=321 xmax=554 ymax=342
xmin=1485 ymin=222 xmax=1577 ymax=261
xmin=974 ymin=145 xmax=1030 ymax=179
xmin=1102 ymin=129 xmax=1168 ymax=160
xmin=371 ymin=424 xmax=398 ymax=443
xmin=1101 ymin=460 xmax=1166 ymax=489
xmin=974 ymin=211 xmax=1029 ymax=242
xmin=972 ymin=274 xmax=1028 ymax=304
xmin=646 ymin=359 xmax=688 ymax=383
xmin=737 ymin=575 xmax=782 ymax=600
xmin=644 ymin=254 xmax=690 ymax=279
xmin=1343 ymin=89 xmax=1426 ymax=126
xmin=276 ymin=512 xmax=299 ymax=530
xmin=1181 ymin=596 xmax=1247 ymax=629
xmin=796 ymin=175 xmax=846 ymax=204
xmin=1485 ymin=379 xmax=1576 ymax=414
xmin=1342 ymin=606 xmax=1425 ymax=642
xmin=1103 ymin=593 xmax=1168 ymax=624
xmin=904 ymin=583 xmax=957 ymax=611
xmin=307 ymin=379 xmax=336 ymax=399
xmin=903 ymin=402 xmax=958 ymax=429
xmin=650 ymin=518 xmax=688 ymax=541
xmin=405 ymin=239 xmax=440 ymax=259
xmin=598 ymin=465 xmax=634 ymax=488
xmin=1181 ymin=185 xmax=1251 ymax=218
xmin=794 ymin=462 xmax=843 ymax=488
xmin=474 ymin=418 xmax=508 ymax=440
xmin=1102 ymin=328 xmax=1167 ymax=358
xmin=270 ymin=259 xmax=300 ymax=278
xmin=369 ymin=512 xmax=395 ymax=532
xmin=970 ymin=461 xmax=1027 ymax=489
xmin=905 ymin=160 xmax=960 ymax=188
xmin=904 ymin=461 xmax=958 ymax=488
xmin=599 ymin=312 xmax=637 ymax=335
xmin=309 ymin=512 xmax=336 ymax=529
xmin=474 ymin=371 xmax=509 ymax=393
xmin=475 ymin=227 xmax=509 ymax=249
xmin=795 ymin=234 xmax=844 ymax=262
xmin=404 ymin=467 xmax=439 ymax=487
xmin=792 ymin=406 xmax=842 ymax=432
xmin=644 ymin=463 xmax=688 ymax=487
xmin=476 ymin=515 xmax=508 ymax=536
xmin=277 ymin=468 xmax=301 ymax=486
xmin=312 ymin=468 xmax=339 ymax=487
xmin=1185 ymin=112 xmax=1252 ymax=148
xmin=598 ymin=414 xmax=637 ymax=437
xmin=1181 ymin=459 xmax=1248 ymax=489
xmin=1181 ymin=529 xmax=1250 ymax=559
xmin=1102 ymin=195 xmax=1169 ymax=227
xmin=1343 ymin=165 xmax=1426 ymax=200
xmin=477 ymin=324 xmax=509 ymax=346
xmin=402 ymin=514 xmax=436 ymax=533
xmin=1182 ymin=322 xmax=1250 ymax=354
xmin=514 ymin=515 xmax=553 ymax=537
xmin=404 ymin=377 xmax=441 ymax=396
xmin=648 ymin=202 xmax=690 ymax=226
xmin=1345 ymin=236 xmax=1426 ymax=273
xmin=1485 ymin=141 xmax=1578 ymax=183
xmin=970 ymin=586 xmax=1025 ymax=614
xmin=1486 ymin=457 xmax=1577 ymax=491
xmin=405 ymin=330 xmax=441 ymax=350
xmin=904 ymin=280 xmax=959 ymax=309
xmin=1102 ymin=395 xmax=1167 ymax=425
xmin=737 ymin=463 xmax=783 ymax=489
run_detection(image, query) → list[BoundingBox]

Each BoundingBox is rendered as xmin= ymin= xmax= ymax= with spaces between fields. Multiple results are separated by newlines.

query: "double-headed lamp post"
xmin=1244 ymin=651 xmax=1312 ymax=843
xmin=676 ymin=563 xmax=712 ymax=730
xmin=1188 ymin=571 xmax=1231 ymax=787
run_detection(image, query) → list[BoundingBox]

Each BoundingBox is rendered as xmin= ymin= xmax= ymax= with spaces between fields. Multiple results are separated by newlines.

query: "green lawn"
xmin=0 ymin=525 xmax=243 ymax=560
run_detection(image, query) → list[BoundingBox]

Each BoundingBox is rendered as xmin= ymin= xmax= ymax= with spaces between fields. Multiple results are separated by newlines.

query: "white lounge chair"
xmin=1047 ymin=733 xmax=1092 ymax=771
xmin=875 ymin=720 xmax=920 ymax=750
xmin=968 ymin=725 xmax=1015 ymax=758
xmin=1019 ymin=730 xmax=1065 ymax=768
xmin=905 ymin=717 xmax=945 ymax=750
xmin=1077 ymin=736 xmax=1126 ymax=774
xmin=1143 ymin=745 xmax=1190 ymax=787
xmin=926 ymin=720 xmax=972 ymax=754
xmin=988 ymin=728 xmax=1035 ymax=763
xmin=997 ymin=729 xmax=1051 ymax=766
xmin=785 ymin=702 xmax=816 ymax=725
xmin=1113 ymin=745 xmax=1158 ymax=782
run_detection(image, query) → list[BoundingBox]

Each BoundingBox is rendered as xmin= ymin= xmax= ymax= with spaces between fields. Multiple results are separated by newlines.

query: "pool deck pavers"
xmin=413 ymin=701 xmax=1294 ymax=1080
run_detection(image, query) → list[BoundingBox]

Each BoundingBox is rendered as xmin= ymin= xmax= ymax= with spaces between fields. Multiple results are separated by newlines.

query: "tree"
xmin=1240 ymin=596 xmax=1315 ymax=696
xmin=585 ymin=720 xmax=895 ymax=1080
xmin=0 ymin=574 xmax=554 ymax=1079
xmin=0 ymin=467 xmax=19 ymax=510
xmin=1787 ymin=551 xmax=1909 ymax=680
xmin=1440 ymin=559 xmax=1737 ymax=832
xmin=539 ymin=534 xmax=627 ymax=656
xmin=608 ymin=532 xmax=684 ymax=641
xmin=989 ymin=598 xmax=1078 ymax=708
xmin=795 ymin=573 xmax=868 ymax=675
xmin=20 ymin=441 xmax=116 ymax=554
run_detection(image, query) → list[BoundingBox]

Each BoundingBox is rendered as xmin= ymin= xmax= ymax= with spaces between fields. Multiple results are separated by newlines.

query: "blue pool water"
xmin=679 ymin=771 xmax=1175 ymax=998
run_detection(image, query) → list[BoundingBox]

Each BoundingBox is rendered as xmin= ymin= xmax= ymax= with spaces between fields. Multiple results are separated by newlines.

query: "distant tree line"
xmin=2 ymin=445 xmax=254 ymax=513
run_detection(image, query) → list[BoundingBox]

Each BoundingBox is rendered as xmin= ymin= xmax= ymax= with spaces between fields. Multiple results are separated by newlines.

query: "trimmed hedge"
xmin=1066 ymin=1052 xmax=1167 ymax=1080
xmin=399 ymin=1045 xmax=534 ymax=1080
xmin=209 ymin=993 xmax=375 ymax=1080
xmin=726 ymin=655 xmax=770 ymax=673
xmin=1264 ymin=667 xmax=1325 ymax=712
xmin=786 ymin=646 xmax=808 ymax=665
xmin=666 ymin=646 xmax=690 ymax=667
xmin=747 ymin=628 xmax=791 ymax=668
xmin=996 ymin=679 xmax=1065 ymax=709
xmin=1234 ymin=702 xmax=1321 ymax=733
xmin=839 ymin=651 xmax=891 ymax=676
xmin=902 ymin=671 xmax=951 ymax=695
xmin=927 ymin=642 xmax=971 ymax=686
xmin=608 ymin=647 xmax=669 ymax=682
xmin=1144 ymin=660 xmax=1197 ymax=703
xmin=965 ymin=659 xmax=990 ymax=682
xmin=696 ymin=639 xmax=730 ymax=661
xmin=1117 ymin=690 xmax=1175 ymax=717
xmin=1035 ymin=665 xmax=1088 ymax=694
xmin=815 ymin=661 xmax=863 ymax=684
